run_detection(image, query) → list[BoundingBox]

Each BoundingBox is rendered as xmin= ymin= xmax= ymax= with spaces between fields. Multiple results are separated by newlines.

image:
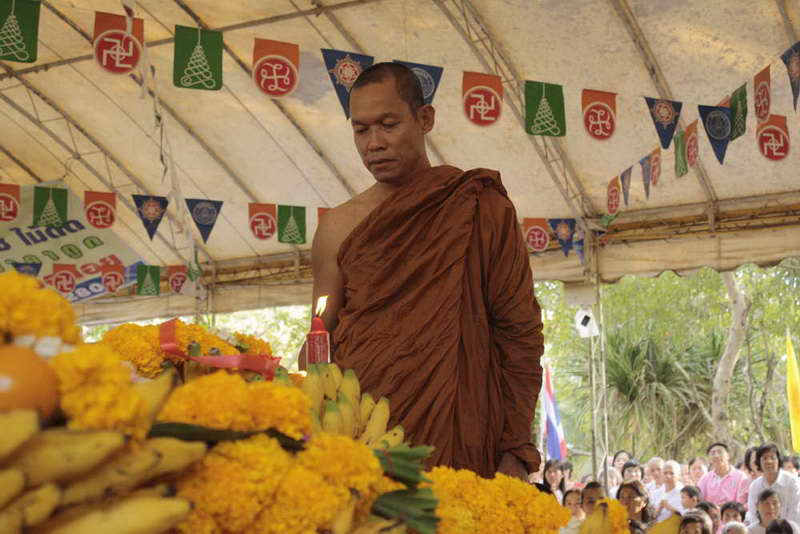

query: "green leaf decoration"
xmin=148 ymin=422 xmax=306 ymax=452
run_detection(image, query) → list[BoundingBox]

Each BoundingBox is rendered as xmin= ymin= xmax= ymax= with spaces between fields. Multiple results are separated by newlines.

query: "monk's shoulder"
xmin=315 ymin=189 xmax=378 ymax=250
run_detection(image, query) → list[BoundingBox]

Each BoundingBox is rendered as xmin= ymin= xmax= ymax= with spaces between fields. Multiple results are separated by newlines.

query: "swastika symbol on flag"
xmin=0 ymin=194 xmax=19 ymax=221
xmin=53 ymin=271 xmax=76 ymax=293
xmin=759 ymin=127 xmax=789 ymax=161
xmin=755 ymin=82 xmax=770 ymax=122
xmin=169 ymin=272 xmax=187 ymax=293
xmin=607 ymin=186 xmax=621 ymax=215
xmin=525 ymin=226 xmax=549 ymax=252
xmin=94 ymin=30 xmax=141 ymax=74
xmin=687 ymin=134 xmax=699 ymax=167
xmin=254 ymin=55 xmax=298 ymax=97
xmin=650 ymin=156 xmax=661 ymax=186
xmin=85 ymin=202 xmax=115 ymax=229
xmin=250 ymin=213 xmax=277 ymax=240
xmin=583 ymin=103 xmax=615 ymax=140
xmin=102 ymin=271 xmax=124 ymax=293
xmin=464 ymin=86 xmax=501 ymax=126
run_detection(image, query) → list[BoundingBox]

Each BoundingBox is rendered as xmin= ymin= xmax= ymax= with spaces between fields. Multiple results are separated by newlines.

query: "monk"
xmin=310 ymin=63 xmax=543 ymax=480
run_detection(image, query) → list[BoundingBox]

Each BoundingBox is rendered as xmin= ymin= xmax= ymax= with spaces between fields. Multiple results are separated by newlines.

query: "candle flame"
xmin=316 ymin=295 xmax=329 ymax=316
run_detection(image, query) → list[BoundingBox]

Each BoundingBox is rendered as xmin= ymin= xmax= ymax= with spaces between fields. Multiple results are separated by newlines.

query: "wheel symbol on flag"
xmin=169 ymin=272 xmax=188 ymax=294
xmin=253 ymin=55 xmax=298 ymax=97
xmin=650 ymin=155 xmax=661 ymax=186
xmin=789 ymin=53 xmax=800 ymax=82
xmin=706 ymin=110 xmax=731 ymax=141
xmin=583 ymin=102 xmax=615 ymax=140
xmin=330 ymin=55 xmax=362 ymax=88
xmin=102 ymin=271 xmax=125 ymax=293
xmin=411 ymin=68 xmax=435 ymax=100
xmin=758 ymin=126 xmax=789 ymax=161
xmin=607 ymin=182 xmax=621 ymax=215
xmin=85 ymin=201 xmax=115 ymax=229
xmin=525 ymin=226 xmax=550 ymax=252
xmin=463 ymin=86 xmax=501 ymax=126
xmin=250 ymin=212 xmax=277 ymax=240
xmin=755 ymin=82 xmax=770 ymax=123
xmin=652 ymin=100 xmax=676 ymax=126
xmin=191 ymin=202 xmax=217 ymax=226
xmin=93 ymin=29 xmax=142 ymax=74
xmin=0 ymin=193 xmax=19 ymax=222
xmin=53 ymin=271 xmax=76 ymax=293
xmin=686 ymin=132 xmax=699 ymax=167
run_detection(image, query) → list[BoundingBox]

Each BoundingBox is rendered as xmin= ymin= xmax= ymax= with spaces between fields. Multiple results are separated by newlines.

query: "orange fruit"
xmin=0 ymin=345 xmax=59 ymax=419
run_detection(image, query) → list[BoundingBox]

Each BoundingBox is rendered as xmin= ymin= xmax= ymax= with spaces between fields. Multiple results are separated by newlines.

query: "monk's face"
xmin=350 ymin=78 xmax=434 ymax=184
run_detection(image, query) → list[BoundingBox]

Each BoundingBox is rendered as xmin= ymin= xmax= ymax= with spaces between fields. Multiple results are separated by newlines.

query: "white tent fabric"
xmin=1 ymin=0 xmax=798 ymax=323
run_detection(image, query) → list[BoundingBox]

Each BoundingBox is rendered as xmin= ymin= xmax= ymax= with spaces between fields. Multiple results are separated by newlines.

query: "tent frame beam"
xmin=775 ymin=0 xmax=799 ymax=43
xmin=434 ymin=0 xmax=598 ymax=226
xmin=0 ymin=142 xmax=43 ymax=183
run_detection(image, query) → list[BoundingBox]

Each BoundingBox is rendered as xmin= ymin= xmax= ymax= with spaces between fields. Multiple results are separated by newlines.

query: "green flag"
xmin=525 ymin=81 xmax=566 ymax=137
xmin=730 ymin=84 xmax=747 ymax=141
xmin=173 ymin=25 xmax=223 ymax=90
xmin=674 ymin=130 xmax=688 ymax=178
xmin=137 ymin=264 xmax=160 ymax=296
xmin=187 ymin=249 xmax=202 ymax=281
xmin=0 ymin=0 xmax=40 ymax=63
xmin=33 ymin=187 xmax=67 ymax=227
xmin=278 ymin=205 xmax=306 ymax=245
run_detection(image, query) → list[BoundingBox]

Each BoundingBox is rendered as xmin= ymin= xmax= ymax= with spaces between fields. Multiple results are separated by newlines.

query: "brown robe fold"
xmin=334 ymin=165 xmax=544 ymax=478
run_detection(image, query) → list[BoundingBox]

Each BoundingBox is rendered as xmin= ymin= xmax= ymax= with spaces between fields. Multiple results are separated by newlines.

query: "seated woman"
xmin=748 ymin=489 xmax=800 ymax=534
xmin=618 ymin=480 xmax=655 ymax=532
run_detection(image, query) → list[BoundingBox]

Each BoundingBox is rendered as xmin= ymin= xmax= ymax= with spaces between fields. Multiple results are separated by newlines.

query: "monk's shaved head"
xmin=350 ymin=62 xmax=425 ymax=116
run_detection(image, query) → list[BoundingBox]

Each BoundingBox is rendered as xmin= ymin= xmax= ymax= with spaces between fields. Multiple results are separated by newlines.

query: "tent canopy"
xmin=0 ymin=0 xmax=798 ymax=324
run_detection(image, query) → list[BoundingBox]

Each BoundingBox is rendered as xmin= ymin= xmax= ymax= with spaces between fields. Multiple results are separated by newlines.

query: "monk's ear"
xmin=417 ymin=104 xmax=435 ymax=134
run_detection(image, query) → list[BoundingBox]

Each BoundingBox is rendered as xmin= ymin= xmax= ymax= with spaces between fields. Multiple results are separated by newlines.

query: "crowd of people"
xmin=529 ymin=442 xmax=800 ymax=534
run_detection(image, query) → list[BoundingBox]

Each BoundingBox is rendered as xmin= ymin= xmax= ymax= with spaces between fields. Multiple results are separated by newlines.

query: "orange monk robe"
xmin=333 ymin=165 xmax=544 ymax=477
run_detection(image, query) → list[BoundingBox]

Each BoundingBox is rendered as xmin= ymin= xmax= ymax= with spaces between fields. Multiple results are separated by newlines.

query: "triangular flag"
xmin=548 ymin=219 xmax=576 ymax=257
xmin=0 ymin=183 xmax=20 ymax=222
xmin=173 ymin=25 xmax=223 ymax=90
xmin=573 ymin=228 xmax=585 ymax=265
xmin=100 ymin=264 xmax=126 ymax=293
xmin=92 ymin=11 xmax=144 ymax=75
xmin=33 ymin=187 xmax=67 ymax=227
xmin=674 ymin=130 xmax=688 ymax=178
xmin=644 ymin=97 xmax=682 ymax=148
xmin=521 ymin=218 xmax=550 ymax=252
xmin=780 ymin=42 xmax=800 ymax=111
xmin=167 ymin=265 xmax=189 ymax=294
xmin=639 ymin=155 xmax=652 ymax=199
xmin=650 ymin=147 xmax=662 ymax=186
xmin=730 ymin=84 xmax=747 ymax=141
xmin=393 ymin=60 xmax=443 ymax=105
xmin=525 ymin=81 xmax=566 ymax=137
xmin=582 ymin=89 xmax=616 ymax=140
xmin=252 ymin=38 xmax=299 ymax=98
xmin=607 ymin=176 xmax=622 ymax=215
xmin=249 ymin=203 xmax=277 ymax=240
xmin=84 ymin=191 xmax=116 ymax=229
xmin=321 ymin=49 xmax=374 ymax=118
xmin=462 ymin=71 xmax=503 ymax=126
xmin=699 ymin=105 xmax=733 ymax=164
xmin=136 ymin=264 xmax=160 ymax=296
xmin=757 ymin=114 xmax=790 ymax=161
xmin=787 ymin=332 xmax=800 ymax=452
xmin=132 ymin=194 xmax=168 ymax=240
xmin=277 ymin=205 xmax=306 ymax=244
xmin=754 ymin=66 xmax=771 ymax=123
xmin=686 ymin=120 xmax=699 ymax=168
xmin=0 ymin=0 xmax=40 ymax=63
xmin=185 ymin=198 xmax=223 ymax=244
xmin=11 ymin=262 xmax=41 ymax=277
xmin=49 ymin=264 xmax=80 ymax=294
xmin=620 ymin=167 xmax=632 ymax=207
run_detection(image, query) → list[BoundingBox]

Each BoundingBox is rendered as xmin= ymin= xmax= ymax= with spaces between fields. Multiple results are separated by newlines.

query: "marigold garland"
xmin=50 ymin=344 xmax=149 ymax=439
xmin=159 ymin=371 xmax=311 ymax=439
xmin=0 ymin=271 xmax=80 ymax=344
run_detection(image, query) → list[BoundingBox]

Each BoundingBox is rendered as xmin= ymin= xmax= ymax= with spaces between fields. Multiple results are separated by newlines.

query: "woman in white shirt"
xmin=656 ymin=460 xmax=685 ymax=522
xmin=560 ymin=489 xmax=585 ymax=534
xmin=748 ymin=489 xmax=800 ymax=534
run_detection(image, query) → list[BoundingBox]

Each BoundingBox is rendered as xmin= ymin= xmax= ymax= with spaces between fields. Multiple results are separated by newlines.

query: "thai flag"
xmin=542 ymin=365 xmax=568 ymax=460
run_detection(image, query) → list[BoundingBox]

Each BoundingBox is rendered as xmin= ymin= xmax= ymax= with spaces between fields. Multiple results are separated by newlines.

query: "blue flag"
xmin=393 ymin=60 xmax=444 ymax=105
xmin=185 ymin=198 xmax=223 ymax=244
xmin=699 ymin=105 xmax=733 ymax=164
xmin=132 ymin=195 xmax=169 ymax=240
xmin=645 ymin=97 xmax=682 ymax=149
xmin=11 ymin=262 xmax=42 ymax=276
xmin=321 ymin=49 xmax=374 ymax=118
xmin=548 ymin=218 xmax=576 ymax=257
xmin=639 ymin=154 xmax=652 ymax=199
xmin=620 ymin=166 xmax=633 ymax=207
xmin=780 ymin=42 xmax=800 ymax=111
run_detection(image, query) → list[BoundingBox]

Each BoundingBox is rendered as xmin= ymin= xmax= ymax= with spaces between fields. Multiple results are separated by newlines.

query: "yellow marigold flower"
xmin=0 ymin=271 xmax=76 ymax=341
xmin=234 ymin=332 xmax=272 ymax=356
xmin=160 ymin=371 xmax=253 ymax=430
xmin=579 ymin=498 xmax=629 ymax=534
xmin=101 ymin=323 xmax=164 ymax=378
xmin=176 ymin=434 xmax=292 ymax=533
xmin=248 ymin=381 xmax=311 ymax=439
xmin=51 ymin=344 xmax=148 ymax=438
xmin=297 ymin=433 xmax=383 ymax=495
xmin=494 ymin=474 xmax=570 ymax=533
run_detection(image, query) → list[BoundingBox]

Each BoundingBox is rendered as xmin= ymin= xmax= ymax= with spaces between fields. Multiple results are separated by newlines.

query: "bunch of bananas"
xmin=297 ymin=363 xmax=404 ymax=448
xmin=0 ymin=370 xmax=205 ymax=534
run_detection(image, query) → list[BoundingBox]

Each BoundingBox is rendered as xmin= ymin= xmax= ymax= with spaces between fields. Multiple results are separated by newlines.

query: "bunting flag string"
xmin=674 ymin=129 xmax=689 ymax=178
xmin=137 ymin=264 xmax=160 ymax=296
xmin=757 ymin=114 xmax=790 ymax=161
xmin=277 ymin=205 xmax=306 ymax=244
xmin=463 ymin=71 xmax=502 ymax=126
xmin=252 ymin=38 xmax=299 ymax=98
xmin=321 ymin=49 xmax=374 ymax=118
xmin=0 ymin=0 xmax=40 ymax=63
xmin=525 ymin=81 xmax=566 ymax=137
xmin=620 ymin=167 xmax=632 ymax=207
xmin=0 ymin=183 xmax=20 ymax=222
xmin=167 ymin=265 xmax=189 ymax=294
xmin=645 ymin=97 xmax=682 ymax=149
xmin=100 ymin=264 xmax=126 ymax=293
xmin=699 ymin=104 xmax=733 ymax=164
xmin=174 ymin=25 xmax=223 ymax=90
xmin=650 ymin=147 xmax=662 ymax=187
xmin=249 ymin=202 xmax=277 ymax=240
xmin=522 ymin=218 xmax=550 ymax=252
xmin=548 ymin=218 xmax=576 ymax=257
xmin=755 ymin=65 xmax=771 ymax=123
xmin=84 ymin=191 xmax=116 ymax=229
xmin=393 ymin=60 xmax=443 ymax=105
xmin=639 ymin=155 xmax=652 ymax=199
xmin=185 ymin=198 xmax=223 ymax=244
xmin=607 ymin=176 xmax=622 ymax=215
xmin=685 ymin=120 xmax=699 ymax=168
xmin=33 ymin=187 xmax=67 ymax=228
xmin=92 ymin=11 xmax=143 ymax=75
xmin=132 ymin=194 xmax=168 ymax=240
xmin=582 ymin=89 xmax=617 ymax=140
xmin=781 ymin=42 xmax=800 ymax=111
xmin=730 ymin=84 xmax=747 ymax=141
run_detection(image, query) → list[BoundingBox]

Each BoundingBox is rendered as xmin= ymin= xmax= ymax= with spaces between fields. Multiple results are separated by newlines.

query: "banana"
xmin=321 ymin=399 xmax=342 ymax=435
xmin=146 ymin=437 xmax=207 ymax=478
xmin=7 ymin=483 xmax=61 ymax=527
xmin=320 ymin=364 xmax=339 ymax=400
xmin=0 ymin=410 xmax=39 ymax=462
xmin=329 ymin=494 xmax=356 ymax=534
xmin=0 ymin=505 xmax=23 ymax=534
xmin=361 ymin=397 xmax=390 ymax=445
xmin=339 ymin=369 xmax=361 ymax=410
xmin=310 ymin=408 xmax=323 ymax=436
xmin=374 ymin=425 xmax=404 ymax=448
xmin=358 ymin=393 xmax=376 ymax=436
xmin=301 ymin=364 xmax=325 ymax=414
xmin=337 ymin=393 xmax=357 ymax=438
xmin=3 ymin=428 xmax=125 ymax=486
xmin=0 ymin=469 xmax=25 ymax=509
xmin=133 ymin=367 xmax=176 ymax=426
xmin=273 ymin=367 xmax=292 ymax=387
xmin=329 ymin=363 xmax=343 ymax=394
xmin=60 ymin=445 xmax=162 ymax=507
xmin=128 ymin=484 xmax=175 ymax=498
xmin=29 ymin=495 xmax=191 ymax=534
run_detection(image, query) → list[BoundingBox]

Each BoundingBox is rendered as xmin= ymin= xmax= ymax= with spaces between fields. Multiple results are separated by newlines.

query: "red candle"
xmin=307 ymin=296 xmax=330 ymax=364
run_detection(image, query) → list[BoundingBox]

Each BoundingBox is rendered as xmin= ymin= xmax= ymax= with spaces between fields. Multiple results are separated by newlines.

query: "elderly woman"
xmin=656 ymin=460 xmax=685 ymax=522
